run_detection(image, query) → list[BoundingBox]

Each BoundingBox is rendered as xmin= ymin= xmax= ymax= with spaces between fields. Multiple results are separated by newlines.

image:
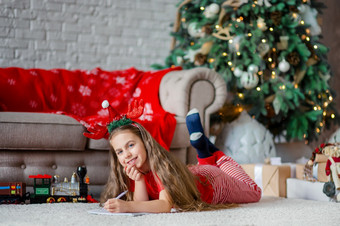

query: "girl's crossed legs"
xmin=186 ymin=109 xmax=262 ymax=203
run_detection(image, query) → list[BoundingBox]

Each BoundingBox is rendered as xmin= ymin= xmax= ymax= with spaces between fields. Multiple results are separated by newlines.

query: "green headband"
xmin=107 ymin=117 xmax=133 ymax=133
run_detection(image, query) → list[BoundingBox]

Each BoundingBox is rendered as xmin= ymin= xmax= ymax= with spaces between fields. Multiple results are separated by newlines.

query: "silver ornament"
xmin=187 ymin=22 xmax=203 ymax=38
xmin=278 ymin=59 xmax=290 ymax=73
xmin=241 ymin=72 xmax=259 ymax=89
xmin=248 ymin=64 xmax=259 ymax=74
xmin=233 ymin=67 xmax=243 ymax=77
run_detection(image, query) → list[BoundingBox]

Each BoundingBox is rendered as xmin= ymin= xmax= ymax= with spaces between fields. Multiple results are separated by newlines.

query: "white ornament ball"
xmin=204 ymin=3 xmax=220 ymax=18
xmin=233 ymin=67 xmax=243 ymax=77
xmin=240 ymin=72 xmax=259 ymax=89
xmin=278 ymin=59 xmax=290 ymax=73
xmin=207 ymin=3 xmax=220 ymax=14
xmin=187 ymin=22 xmax=203 ymax=38
xmin=102 ymin=100 xmax=109 ymax=108
xmin=247 ymin=64 xmax=259 ymax=74
xmin=257 ymin=42 xmax=270 ymax=57
xmin=215 ymin=111 xmax=276 ymax=164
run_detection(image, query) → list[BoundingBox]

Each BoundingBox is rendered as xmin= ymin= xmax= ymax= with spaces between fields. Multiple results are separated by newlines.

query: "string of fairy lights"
xmin=173 ymin=0 xmax=336 ymax=142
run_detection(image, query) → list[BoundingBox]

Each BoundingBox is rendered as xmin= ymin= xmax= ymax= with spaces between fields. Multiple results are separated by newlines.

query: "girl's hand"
xmin=125 ymin=165 xmax=144 ymax=181
xmin=103 ymin=198 xmax=130 ymax=213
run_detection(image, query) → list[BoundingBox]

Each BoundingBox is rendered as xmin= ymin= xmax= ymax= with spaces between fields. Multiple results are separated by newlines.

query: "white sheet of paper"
xmin=88 ymin=208 xmax=149 ymax=216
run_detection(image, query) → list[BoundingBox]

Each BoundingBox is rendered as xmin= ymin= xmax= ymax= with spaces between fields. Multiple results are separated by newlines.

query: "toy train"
xmin=0 ymin=182 xmax=27 ymax=204
xmin=0 ymin=166 xmax=97 ymax=204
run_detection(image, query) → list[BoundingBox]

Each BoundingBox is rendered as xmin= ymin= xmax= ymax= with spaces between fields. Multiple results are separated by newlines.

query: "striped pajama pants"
xmin=190 ymin=151 xmax=262 ymax=204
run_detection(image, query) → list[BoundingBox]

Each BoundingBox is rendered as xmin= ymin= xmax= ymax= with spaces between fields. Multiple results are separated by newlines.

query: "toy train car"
xmin=0 ymin=182 xmax=27 ymax=204
xmin=0 ymin=166 xmax=97 ymax=204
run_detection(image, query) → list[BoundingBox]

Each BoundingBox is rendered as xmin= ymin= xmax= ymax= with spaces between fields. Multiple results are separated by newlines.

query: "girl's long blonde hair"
xmin=100 ymin=122 xmax=235 ymax=211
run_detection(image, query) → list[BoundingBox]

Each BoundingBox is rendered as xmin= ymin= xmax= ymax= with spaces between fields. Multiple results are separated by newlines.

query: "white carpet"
xmin=1 ymin=197 xmax=339 ymax=226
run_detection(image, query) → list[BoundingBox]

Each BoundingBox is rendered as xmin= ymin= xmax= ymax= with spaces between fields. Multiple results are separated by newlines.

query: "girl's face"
xmin=110 ymin=130 xmax=149 ymax=173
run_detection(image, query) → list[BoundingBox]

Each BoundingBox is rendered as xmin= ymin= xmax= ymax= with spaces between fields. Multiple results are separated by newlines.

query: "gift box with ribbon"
xmin=295 ymin=163 xmax=305 ymax=180
xmin=241 ymin=164 xmax=291 ymax=197
xmin=284 ymin=163 xmax=305 ymax=180
xmin=286 ymin=178 xmax=330 ymax=202
xmin=312 ymin=154 xmax=329 ymax=182
xmin=312 ymin=162 xmax=329 ymax=182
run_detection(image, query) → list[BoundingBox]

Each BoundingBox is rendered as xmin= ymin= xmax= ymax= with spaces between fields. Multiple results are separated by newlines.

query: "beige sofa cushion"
xmin=0 ymin=112 xmax=87 ymax=151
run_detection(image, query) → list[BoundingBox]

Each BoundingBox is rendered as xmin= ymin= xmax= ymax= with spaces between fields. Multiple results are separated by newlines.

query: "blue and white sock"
xmin=186 ymin=108 xmax=219 ymax=157
xmin=186 ymin=109 xmax=211 ymax=158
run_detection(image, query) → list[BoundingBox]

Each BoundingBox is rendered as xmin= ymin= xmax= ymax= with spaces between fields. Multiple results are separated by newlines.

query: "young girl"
xmin=87 ymin=101 xmax=261 ymax=213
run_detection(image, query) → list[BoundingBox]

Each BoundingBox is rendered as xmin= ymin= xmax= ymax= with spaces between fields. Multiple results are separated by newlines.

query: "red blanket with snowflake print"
xmin=0 ymin=67 xmax=181 ymax=150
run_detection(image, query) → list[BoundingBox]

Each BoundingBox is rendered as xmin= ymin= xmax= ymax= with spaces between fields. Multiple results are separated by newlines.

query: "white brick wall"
xmin=0 ymin=0 xmax=177 ymax=70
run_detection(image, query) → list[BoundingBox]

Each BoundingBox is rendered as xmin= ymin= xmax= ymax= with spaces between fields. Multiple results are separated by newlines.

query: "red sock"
xmin=197 ymin=154 xmax=217 ymax=165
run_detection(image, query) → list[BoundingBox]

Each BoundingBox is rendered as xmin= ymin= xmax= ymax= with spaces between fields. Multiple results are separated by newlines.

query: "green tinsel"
xmin=107 ymin=117 xmax=132 ymax=133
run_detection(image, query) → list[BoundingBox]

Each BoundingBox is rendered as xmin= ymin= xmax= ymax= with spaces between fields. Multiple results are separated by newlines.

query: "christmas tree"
xmin=153 ymin=0 xmax=339 ymax=142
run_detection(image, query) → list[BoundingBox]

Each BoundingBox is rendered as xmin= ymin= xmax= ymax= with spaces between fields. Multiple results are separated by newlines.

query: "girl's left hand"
xmin=125 ymin=165 xmax=144 ymax=181
xmin=103 ymin=198 xmax=130 ymax=213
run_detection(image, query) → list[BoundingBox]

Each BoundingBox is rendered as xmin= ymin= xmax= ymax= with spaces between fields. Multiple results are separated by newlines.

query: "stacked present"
xmin=303 ymin=153 xmax=329 ymax=183
xmin=240 ymin=149 xmax=335 ymax=201
xmin=286 ymin=178 xmax=330 ymax=201
xmin=241 ymin=158 xmax=305 ymax=198
xmin=286 ymin=153 xmax=331 ymax=202
xmin=286 ymin=143 xmax=340 ymax=202
xmin=241 ymin=162 xmax=291 ymax=197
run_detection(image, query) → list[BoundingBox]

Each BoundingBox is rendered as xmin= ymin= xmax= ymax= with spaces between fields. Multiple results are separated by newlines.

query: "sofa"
xmin=0 ymin=67 xmax=227 ymax=199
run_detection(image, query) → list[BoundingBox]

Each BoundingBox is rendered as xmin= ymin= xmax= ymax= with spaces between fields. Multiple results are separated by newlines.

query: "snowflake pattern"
xmin=108 ymin=87 xmax=119 ymax=96
xmin=88 ymin=78 xmax=96 ymax=85
xmin=30 ymin=71 xmax=38 ymax=76
xmin=142 ymin=76 xmax=152 ymax=85
xmin=116 ymin=76 xmax=126 ymax=85
xmin=0 ymin=67 xmax=177 ymax=150
xmin=29 ymin=100 xmax=38 ymax=109
xmin=100 ymin=73 xmax=109 ymax=80
xmin=139 ymin=103 xmax=153 ymax=121
xmin=97 ymin=108 xmax=108 ymax=117
xmin=71 ymin=103 xmax=87 ymax=117
xmin=111 ymin=100 xmax=120 ymax=108
xmin=86 ymin=68 xmax=99 ymax=76
xmin=8 ymin=78 xmax=16 ymax=85
xmin=90 ymin=68 xmax=99 ymax=76
xmin=133 ymin=88 xmax=141 ymax=98
xmin=50 ymin=94 xmax=58 ymax=102
xmin=123 ymin=82 xmax=132 ymax=90
xmin=79 ymin=85 xmax=92 ymax=96
xmin=67 ymin=85 xmax=74 ymax=92
xmin=123 ymin=92 xmax=132 ymax=99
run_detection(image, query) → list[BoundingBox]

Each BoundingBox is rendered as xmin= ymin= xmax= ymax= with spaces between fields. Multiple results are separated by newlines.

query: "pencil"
xmin=115 ymin=190 xmax=128 ymax=199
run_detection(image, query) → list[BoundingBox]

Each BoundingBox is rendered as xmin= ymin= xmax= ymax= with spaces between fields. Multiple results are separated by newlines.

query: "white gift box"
xmin=286 ymin=178 xmax=330 ymax=202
